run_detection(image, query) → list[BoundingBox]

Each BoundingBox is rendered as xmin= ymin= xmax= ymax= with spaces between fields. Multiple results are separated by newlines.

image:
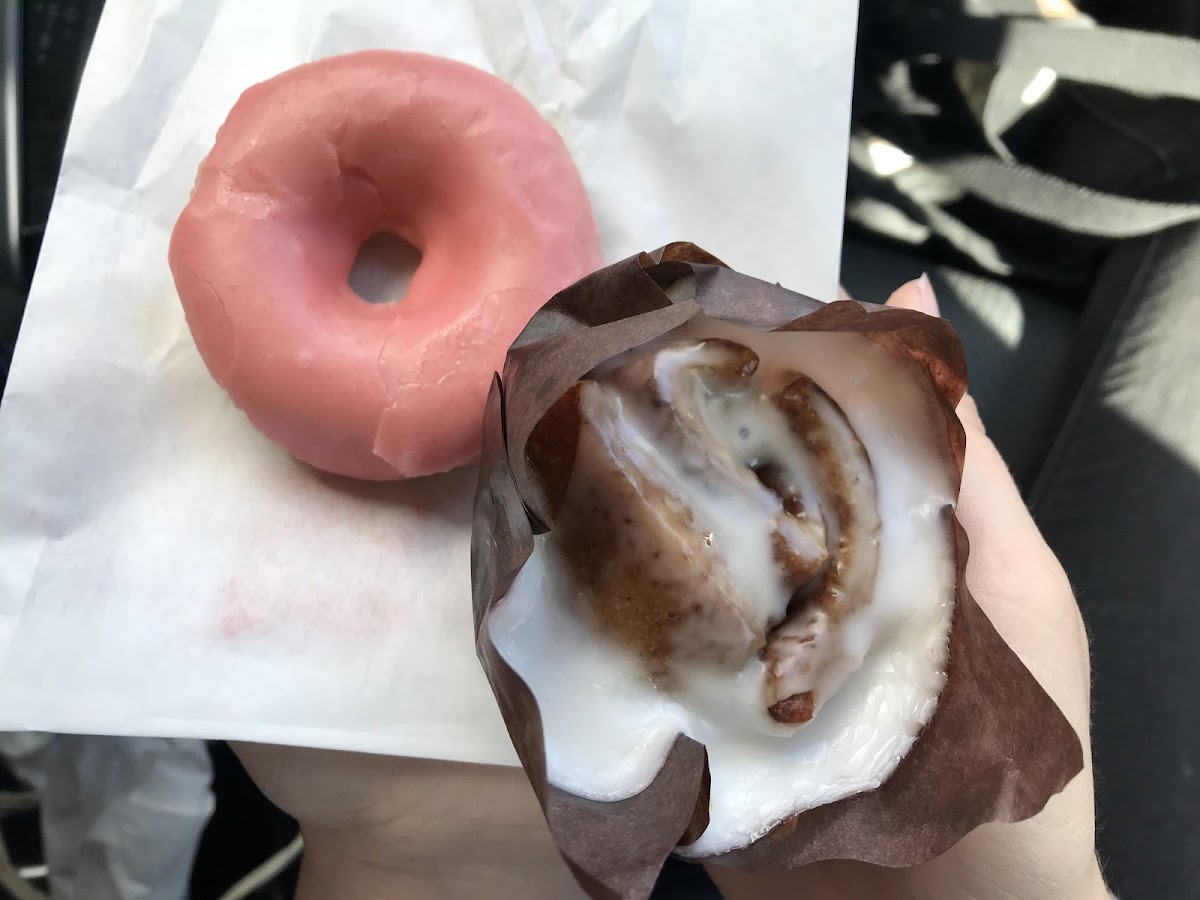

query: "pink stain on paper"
xmin=213 ymin=571 xmax=397 ymax=646
xmin=206 ymin=464 xmax=466 ymax=651
xmin=214 ymin=580 xmax=258 ymax=639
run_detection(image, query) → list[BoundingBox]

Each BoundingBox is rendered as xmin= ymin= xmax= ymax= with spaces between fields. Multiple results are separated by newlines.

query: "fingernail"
xmin=916 ymin=272 xmax=940 ymax=317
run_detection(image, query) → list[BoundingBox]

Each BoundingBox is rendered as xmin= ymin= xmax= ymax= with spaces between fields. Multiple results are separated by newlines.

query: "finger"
xmin=956 ymin=392 xmax=986 ymax=436
xmin=884 ymin=277 xmax=984 ymax=438
xmin=957 ymin=426 xmax=1043 ymax=561
xmin=882 ymin=282 xmax=1092 ymax=721
xmin=876 ymin=276 xmax=1024 ymax=536
xmin=883 ymin=273 xmax=939 ymax=316
xmin=882 ymin=277 xmax=1079 ymax=641
xmin=877 ymin=276 xmax=1034 ymax=548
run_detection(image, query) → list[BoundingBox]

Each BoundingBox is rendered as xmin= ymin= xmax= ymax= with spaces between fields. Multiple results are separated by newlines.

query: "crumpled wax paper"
xmin=0 ymin=733 xmax=214 ymax=900
xmin=0 ymin=0 xmax=857 ymax=760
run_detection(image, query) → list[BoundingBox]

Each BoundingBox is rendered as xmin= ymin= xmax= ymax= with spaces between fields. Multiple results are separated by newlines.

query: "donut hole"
xmin=349 ymin=232 xmax=422 ymax=304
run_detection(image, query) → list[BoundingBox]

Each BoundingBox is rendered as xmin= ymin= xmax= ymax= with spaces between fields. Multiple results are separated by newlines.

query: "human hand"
xmin=708 ymin=276 xmax=1108 ymax=900
xmin=235 ymin=277 xmax=1105 ymax=900
xmin=232 ymin=744 xmax=586 ymax=899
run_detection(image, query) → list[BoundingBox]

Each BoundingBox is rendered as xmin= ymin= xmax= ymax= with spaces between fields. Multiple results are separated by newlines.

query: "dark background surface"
xmin=3 ymin=2 xmax=1199 ymax=899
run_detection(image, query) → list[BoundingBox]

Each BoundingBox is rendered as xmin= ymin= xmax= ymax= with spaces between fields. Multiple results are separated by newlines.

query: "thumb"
xmin=882 ymin=276 xmax=1045 ymax=580
xmin=882 ymin=274 xmax=1003 ymax=492
xmin=882 ymin=273 xmax=939 ymax=317
xmin=883 ymin=275 xmax=986 ymax=437
xmin=884 ymin=276 xmax=1076 ymax=643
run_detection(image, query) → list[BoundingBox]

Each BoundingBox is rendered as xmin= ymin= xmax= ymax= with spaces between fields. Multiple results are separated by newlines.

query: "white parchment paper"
xmin=0 ymin=0 xmax=857 ymax=764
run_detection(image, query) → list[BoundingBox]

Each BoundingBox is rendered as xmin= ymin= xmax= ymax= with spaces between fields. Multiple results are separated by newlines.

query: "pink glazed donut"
xmin=169 ymin=51 xmax=601 ymax=480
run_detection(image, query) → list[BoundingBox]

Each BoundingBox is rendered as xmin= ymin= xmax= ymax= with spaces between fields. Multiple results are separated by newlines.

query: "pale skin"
xmin=235 ymin=277 xmax=1109 ymax=900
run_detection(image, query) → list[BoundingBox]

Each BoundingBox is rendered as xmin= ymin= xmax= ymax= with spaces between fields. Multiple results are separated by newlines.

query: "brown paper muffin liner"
xmin=470 ymin=243 xmax=1083 ymax=900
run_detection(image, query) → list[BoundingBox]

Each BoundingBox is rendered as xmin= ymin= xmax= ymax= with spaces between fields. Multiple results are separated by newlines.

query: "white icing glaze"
xmin=587 ymin=386 xmax=795 ymax=637
xmin=488 ymin=315 xmax=956 ymax=855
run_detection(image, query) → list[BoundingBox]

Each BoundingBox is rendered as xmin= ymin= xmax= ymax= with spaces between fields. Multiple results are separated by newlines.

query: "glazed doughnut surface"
xmin=170 ymin=50 xmax=601 ymax=480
